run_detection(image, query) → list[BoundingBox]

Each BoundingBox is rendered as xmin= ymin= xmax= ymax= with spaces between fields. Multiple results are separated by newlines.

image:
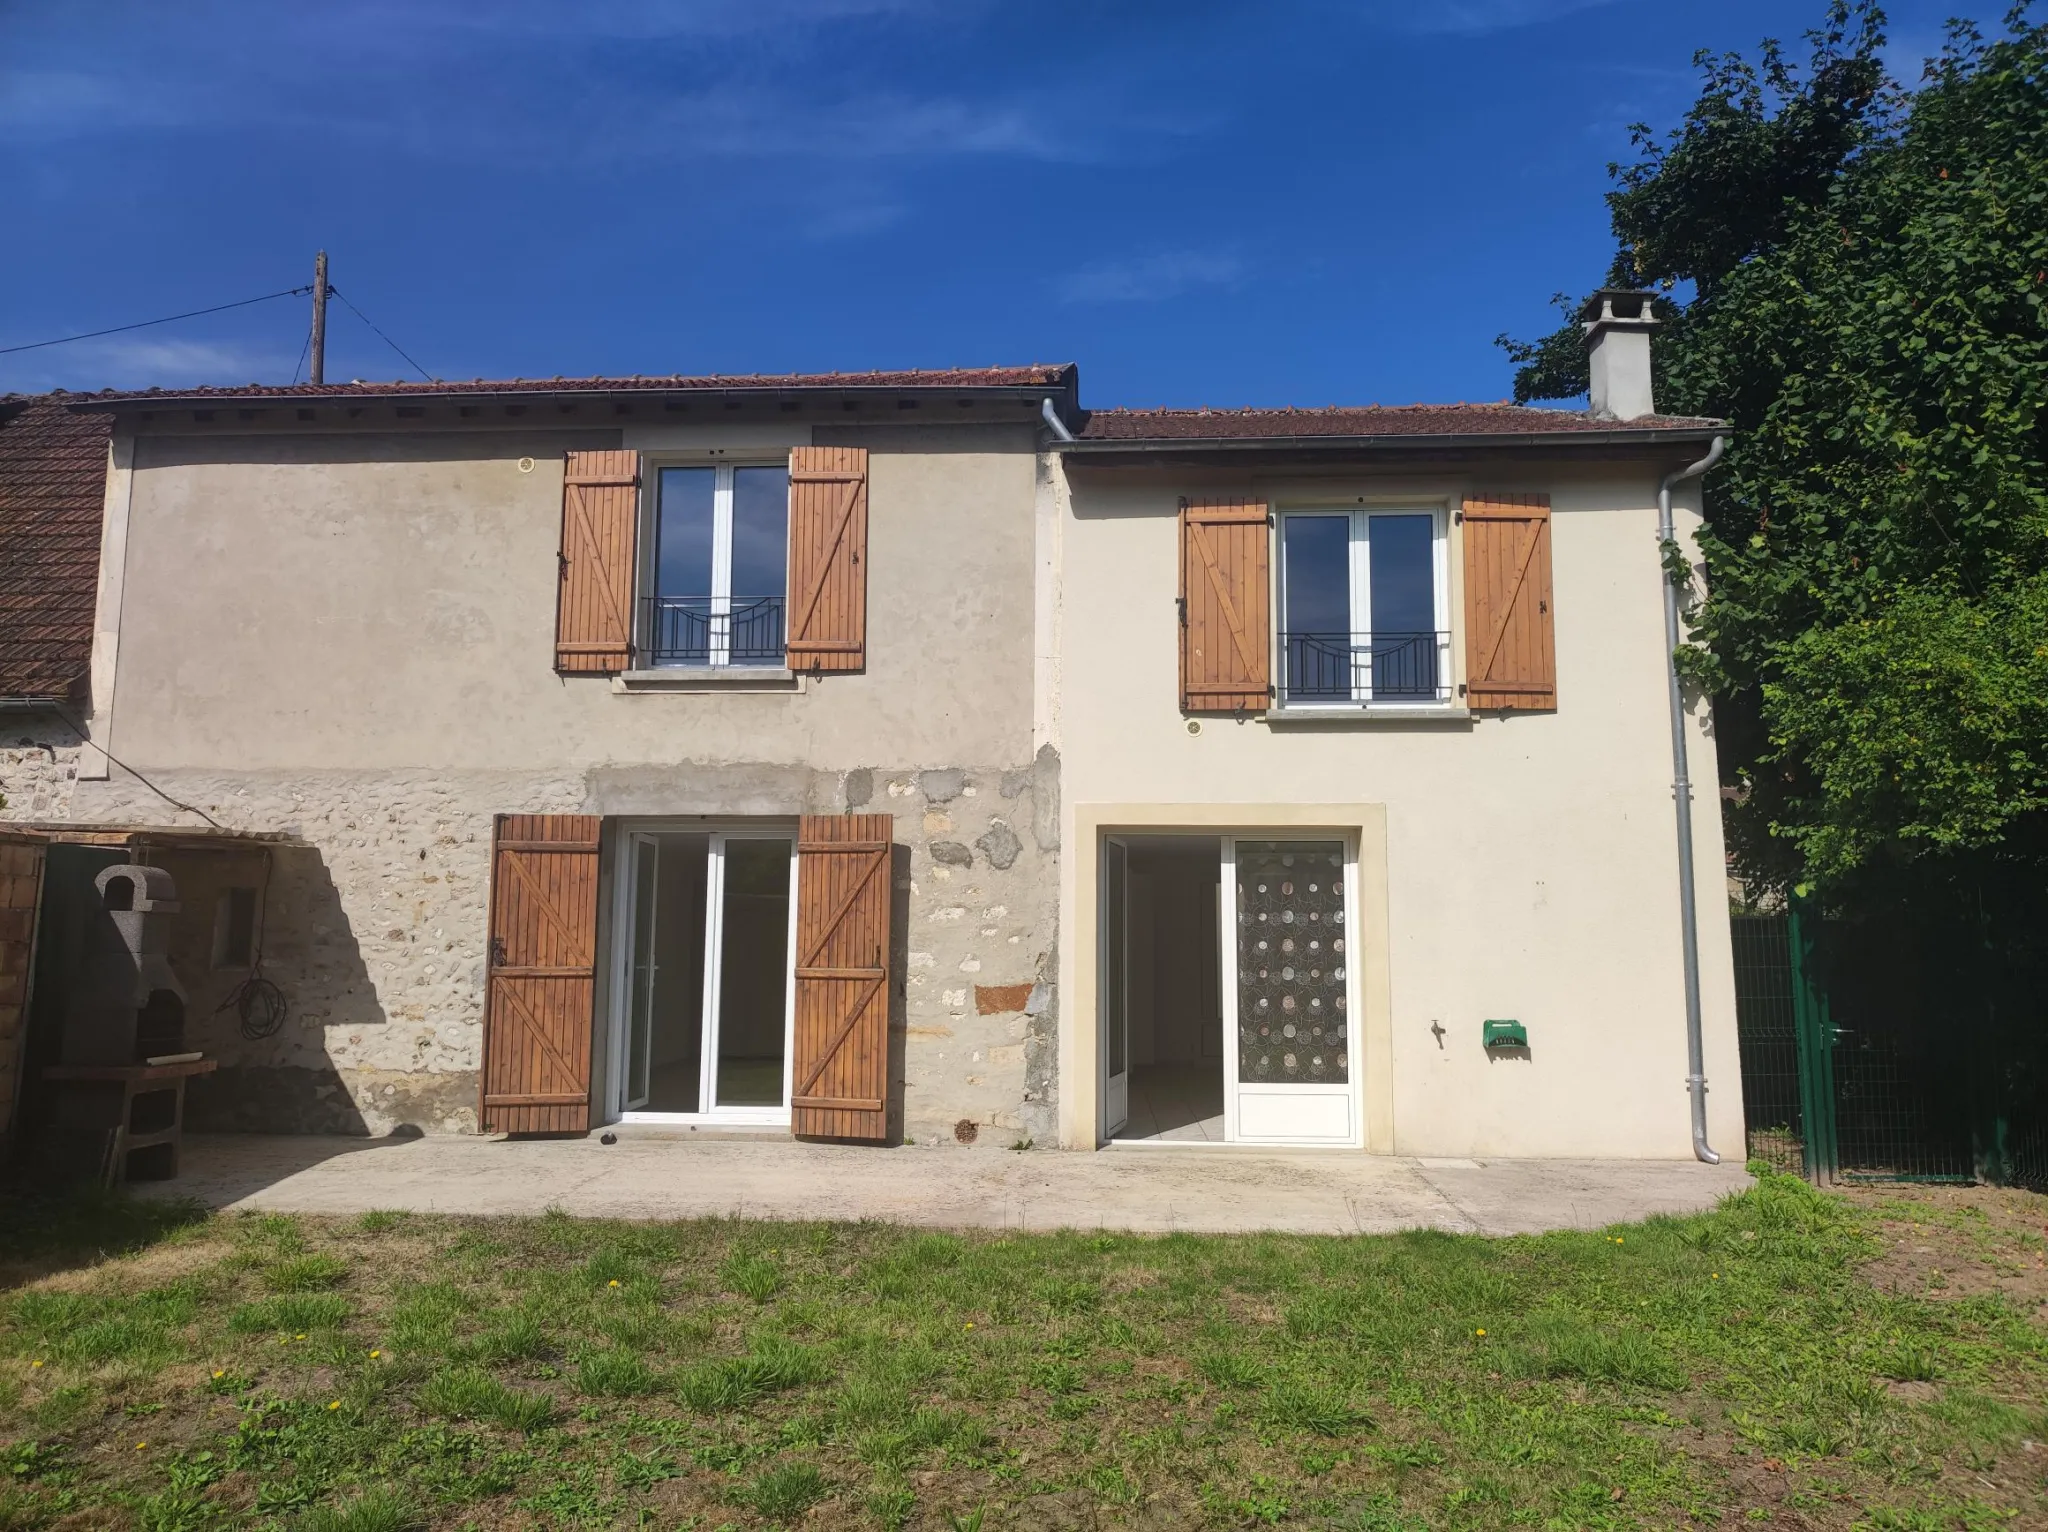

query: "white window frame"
xmin=643 ymin=461 xmax=788 ymax=669
xmin=606 ymin=821 xmax=801 ymax=1127
xmin=1275 ymin=506 xmax=1451 ymax=709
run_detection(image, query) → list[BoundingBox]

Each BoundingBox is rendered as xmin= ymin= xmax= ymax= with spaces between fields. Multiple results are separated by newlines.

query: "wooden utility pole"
xmin=309 ymin=250 xmax=329 ymax=385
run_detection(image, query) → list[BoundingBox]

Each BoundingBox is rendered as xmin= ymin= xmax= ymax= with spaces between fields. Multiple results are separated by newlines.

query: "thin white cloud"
xmin=1383 ymin=0 xmax=1617 ymax=36
xmin=0 ymin=336 xmax=292 ymax=396
xmin=1057 ymin=249 xmax=1246 ymax=305
xmin=370 ymin=0 xmax=965 ymax=42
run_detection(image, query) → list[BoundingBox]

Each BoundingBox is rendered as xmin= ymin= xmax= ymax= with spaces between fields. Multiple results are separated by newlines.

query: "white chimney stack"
xmin=1582 ymin=289 xmax=1659 ymax=421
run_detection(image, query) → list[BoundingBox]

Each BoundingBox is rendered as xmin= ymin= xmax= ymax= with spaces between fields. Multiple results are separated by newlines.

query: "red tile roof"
xmin=1 ymin=394 xmax=111 ymax=701
xmin=77 ymin=364 xmax=1077 ymax=404
xmin=1075 ymin=403 xmax=1723 ymax=441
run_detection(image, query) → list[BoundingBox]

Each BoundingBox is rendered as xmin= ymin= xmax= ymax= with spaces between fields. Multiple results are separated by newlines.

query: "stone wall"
xmin=63 ymin=749 xmax=1060 ymax=1144
xmin=0 ymin=713 xmax=83 ymax=822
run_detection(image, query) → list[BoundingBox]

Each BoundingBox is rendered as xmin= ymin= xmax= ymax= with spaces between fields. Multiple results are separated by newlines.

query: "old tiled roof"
xmin=0 ymin=394 xmax=110 ymax=701
xmin=1075 ymin=403 xmax=1723 ymax=440
xmin=77 ymin=364 xmax=1077 ymax=404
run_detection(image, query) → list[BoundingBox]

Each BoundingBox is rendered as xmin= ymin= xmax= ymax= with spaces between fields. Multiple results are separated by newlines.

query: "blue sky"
xmin=0 ymin=0 xmax=1995 ymax=409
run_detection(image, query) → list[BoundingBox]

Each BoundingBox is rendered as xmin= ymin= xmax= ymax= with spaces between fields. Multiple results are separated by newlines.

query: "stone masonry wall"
xmin=61 ymin=749 xmax=1060 ymax=1143
xmin=0 ymin=713 xmax=83 ymax=822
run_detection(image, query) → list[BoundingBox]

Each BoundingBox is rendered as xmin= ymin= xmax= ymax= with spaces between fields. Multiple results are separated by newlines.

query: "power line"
xmin=329 ymin=286 xmax=433 ymax=381
xmin=0 ymin=286 xmax=314 ymax=356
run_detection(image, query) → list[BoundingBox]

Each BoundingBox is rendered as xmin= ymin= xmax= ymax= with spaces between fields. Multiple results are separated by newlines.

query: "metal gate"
xmin=1731 ymin=906 xmax=2042 ymax=1187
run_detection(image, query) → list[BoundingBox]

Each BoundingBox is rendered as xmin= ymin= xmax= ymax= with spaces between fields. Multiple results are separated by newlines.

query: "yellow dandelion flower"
xmin=964 ymin=1322 xmax=974 ymax=1330
xmin=136 ymin=1442 xmax=148 ymax=1451
xmin=30 ymin=1360 xmax=42 ymax=1369
xmin=1475 ymin=1328 xmax=1486 ymax=1338
xmin=370 ymin=1349 xmax=382 ymax=1358
xmin=608 ymin=1280 xmax=621 ymax=1288
xmin=1711 ymin=1273 xmax=1720 ymax=1280
xmin=213 ymin=1370 xmax=226 ymax=1379
xmin=328 ymin=1401 xmax=341 ymax=1411
xmin=295 ymin=1333 xmax=307 ymax=1340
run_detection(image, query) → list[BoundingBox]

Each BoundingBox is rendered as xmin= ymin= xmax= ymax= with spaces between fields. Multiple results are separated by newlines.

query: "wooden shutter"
xmin=555 ymin=450 xmax=640 ymax=675
xmin=480 ymin=814 xmax=601 ymax=1134
xmin=0 ymin=831 xmax=47 ymax=1147
xmin=786 ymin=446 xmax=869 ymax=673
xmin=1462 ymin=493 xmax=1557 ymax=710
xmin=791 ymin=814 xmax=892 ymax=1141
xmin=1180 ymin=498 xmax=1271 ymax=712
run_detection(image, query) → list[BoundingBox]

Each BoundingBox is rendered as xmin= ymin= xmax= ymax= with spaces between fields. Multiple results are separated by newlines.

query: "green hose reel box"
xmin=1482 ymin=1019 xmax=1528 ymax=1049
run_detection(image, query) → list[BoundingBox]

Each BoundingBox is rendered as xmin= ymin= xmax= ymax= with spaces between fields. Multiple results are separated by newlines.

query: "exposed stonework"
xmin=63 ymin=767 xmax=585 ymax=1137
xmin=60 ymin=750 xmax=1062 ymax=1145
xmin=0 ymin=714 xmax=83 ymax=822
xmin=917 ymin=768 xmax=965 ymax=804
xmin=975 ymin=820 xmax=1021 ymax=871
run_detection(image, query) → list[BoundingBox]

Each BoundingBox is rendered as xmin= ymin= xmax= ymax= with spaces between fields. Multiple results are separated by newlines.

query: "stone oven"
xmin=61 ymin=862 xmax=186 ymax=1065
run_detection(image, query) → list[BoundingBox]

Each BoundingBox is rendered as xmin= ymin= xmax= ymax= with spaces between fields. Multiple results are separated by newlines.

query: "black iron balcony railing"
xmin=642 ymin=595 xmax=786 ymax=667
xmin=1280 ymin=630 xmax=1450 ymax=706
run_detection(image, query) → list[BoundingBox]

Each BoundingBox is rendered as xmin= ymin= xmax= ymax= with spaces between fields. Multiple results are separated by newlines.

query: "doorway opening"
xmin=611 ymin=827 xmax=797 ymax=1125
xmin=1108 ymin=837 xmax=1224 ymax=1142
xmin=1101 ymin=831 xmax=1361 ymax=1147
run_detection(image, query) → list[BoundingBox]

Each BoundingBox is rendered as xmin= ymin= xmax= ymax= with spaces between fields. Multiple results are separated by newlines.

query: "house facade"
xmin=1 ymin=307 xmax=1745 ymax=1160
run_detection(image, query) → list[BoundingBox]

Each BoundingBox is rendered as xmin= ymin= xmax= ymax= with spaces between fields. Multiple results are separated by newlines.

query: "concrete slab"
xmin=139 ymin=1134 xmax=1754 ymax=1237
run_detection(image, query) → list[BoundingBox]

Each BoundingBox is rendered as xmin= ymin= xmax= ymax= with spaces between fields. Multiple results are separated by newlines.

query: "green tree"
xmin=1504 ymin=2 xmax=2048 ymax=902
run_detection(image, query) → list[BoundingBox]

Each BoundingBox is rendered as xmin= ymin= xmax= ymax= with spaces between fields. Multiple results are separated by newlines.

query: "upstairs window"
xmin=1278 ymin=509 xmax=1449 ymax=707
xmin=648 ymin=464 xmax=790 ymax=667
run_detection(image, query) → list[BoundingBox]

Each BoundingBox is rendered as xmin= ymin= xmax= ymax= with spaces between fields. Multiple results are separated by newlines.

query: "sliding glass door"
xmin=612 ymin=827 xmax=798 ymax=1125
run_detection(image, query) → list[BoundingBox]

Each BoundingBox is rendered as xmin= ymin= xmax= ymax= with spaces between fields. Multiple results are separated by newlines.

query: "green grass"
xmin=0 ymin=1171 xmax=2043 ymax=1529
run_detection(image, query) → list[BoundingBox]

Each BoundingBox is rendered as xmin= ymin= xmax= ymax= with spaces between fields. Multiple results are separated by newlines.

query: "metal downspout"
xmin=1041 ymin=396 xmax=1076 ymax=443
xmin=1659 ymin=435 xmax=1727 ymax=1164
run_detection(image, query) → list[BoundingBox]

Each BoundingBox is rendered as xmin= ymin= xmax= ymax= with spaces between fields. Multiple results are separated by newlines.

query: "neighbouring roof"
xmin=72 ymin=364 xmax=1078 ymax=406
xmin=0 ymin=393 xmax=111 ymax=702
xmin=1073 ymin=402 xmax=1724 ymax=443
xmin=63 ymin=367 xmax=1729 ymax=447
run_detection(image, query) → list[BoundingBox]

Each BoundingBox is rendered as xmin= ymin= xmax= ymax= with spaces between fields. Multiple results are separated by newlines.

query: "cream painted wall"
xmin=1052 ymin=456 xmax=1744 ymax=1159
xmin=104 ymin=425 xmax=1039 ymax=772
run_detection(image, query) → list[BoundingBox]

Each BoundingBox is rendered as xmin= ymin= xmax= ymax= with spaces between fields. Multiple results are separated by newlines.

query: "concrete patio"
xmin=140 ymin=1133 xmax=1754 ymax=1236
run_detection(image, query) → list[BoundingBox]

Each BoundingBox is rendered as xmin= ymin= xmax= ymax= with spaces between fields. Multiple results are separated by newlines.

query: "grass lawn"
xmin=1 ymin=1170 xmax=2044 ymax=1531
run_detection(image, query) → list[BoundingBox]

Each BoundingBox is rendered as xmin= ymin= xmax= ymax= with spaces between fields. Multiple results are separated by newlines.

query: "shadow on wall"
xmin=169 ymin=844 xmax=387 ymax=1135
xmin=21 ymin=842 xmax=403 ymax=1139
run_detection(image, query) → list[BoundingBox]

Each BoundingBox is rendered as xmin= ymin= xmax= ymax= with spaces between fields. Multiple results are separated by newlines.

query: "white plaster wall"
xmin=1054 ymin=456 xmax=1744 ymax=1160
xmin=101 ymin=426 xmax=1037 ymax=772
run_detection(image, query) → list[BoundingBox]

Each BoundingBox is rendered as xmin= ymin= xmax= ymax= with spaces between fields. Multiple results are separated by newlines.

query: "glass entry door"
xmin=1221 ymin=838 xmax=1360 ymax=1145
xmin=613 ymin=828 xmax=798 ymax=1125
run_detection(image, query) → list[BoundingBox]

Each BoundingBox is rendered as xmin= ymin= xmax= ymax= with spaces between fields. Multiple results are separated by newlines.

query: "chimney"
xmin=1581 ymin=289 xmax=1659 ymax=421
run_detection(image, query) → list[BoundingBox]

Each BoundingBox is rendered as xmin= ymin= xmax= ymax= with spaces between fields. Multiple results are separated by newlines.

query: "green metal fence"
xmin=1731 ymin=905 xmax=2044 ymax=1189
xmin=1730 ymin=914 xmax=1803 ymax=1174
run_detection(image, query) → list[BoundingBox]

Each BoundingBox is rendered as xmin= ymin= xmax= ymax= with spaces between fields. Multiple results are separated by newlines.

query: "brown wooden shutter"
xmin=555 ymin=450 xmax=640 ymax=675
xmin=0 ymin=831 xmax=47 ymax=1147
xmin=1179 ymin=498 xmax=1271 ymax=712
xmin=480 ymin=814 xmax=601 ymax=1134
xmin=790 ymin=813 xmax=892 ymax=1141
xmin=1462 ymin=493 xmax=1557 ymax=710
xmin=786 ymin=446 xmax=869 ymax=673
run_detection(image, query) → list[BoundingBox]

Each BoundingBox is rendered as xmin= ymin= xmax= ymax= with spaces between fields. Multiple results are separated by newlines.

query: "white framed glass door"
xmin=1102 ymin=835 xmax=1130 ymax=1138
xmin=609 ymin=826 xmax=799 ymax=1126
xmin=1221 ymin=837 xmax=1361 ymax=1146
xmin=622 ymin=831 xmax=661 ymax=1111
